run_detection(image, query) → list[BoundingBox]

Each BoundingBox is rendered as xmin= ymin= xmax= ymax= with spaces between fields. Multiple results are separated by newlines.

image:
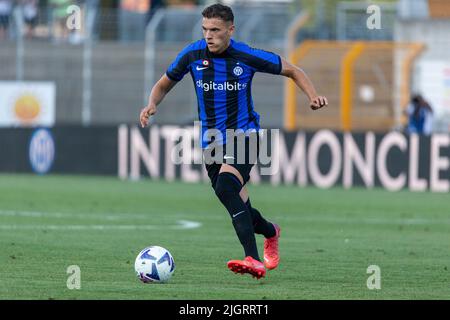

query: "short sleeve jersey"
xmin=166 ymin=38 xmax=282 ymax=148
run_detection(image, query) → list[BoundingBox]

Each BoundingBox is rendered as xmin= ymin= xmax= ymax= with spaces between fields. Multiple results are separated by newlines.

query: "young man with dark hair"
xmin=140 ymin=3 xmax=327 ymax=279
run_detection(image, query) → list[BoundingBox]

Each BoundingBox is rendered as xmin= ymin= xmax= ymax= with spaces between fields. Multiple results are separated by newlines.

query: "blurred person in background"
xmin=0 ymin=0 xmax=13 ymax=40
xmin=139 ymin=4 xmax=327 ymax=280
xmin=22 ymin=0 xmax=39 ymax=39
xmin=406 ymin=94 xmax=434 ymax=135
xmin=119 ymin=0 xmax=150 ymax=42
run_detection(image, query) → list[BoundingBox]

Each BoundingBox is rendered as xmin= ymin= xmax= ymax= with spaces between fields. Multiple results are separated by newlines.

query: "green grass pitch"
xmin=0 ymin=174 xmax=449 ymax=299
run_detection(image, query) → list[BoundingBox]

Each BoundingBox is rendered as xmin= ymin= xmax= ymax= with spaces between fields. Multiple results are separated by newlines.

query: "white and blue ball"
xmin=134 ymin=246 xmax=175 ymax=283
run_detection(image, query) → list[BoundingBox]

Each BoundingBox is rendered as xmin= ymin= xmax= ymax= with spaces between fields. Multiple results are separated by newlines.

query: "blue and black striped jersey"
xmin=166 ymin=38 xmax=282 ymax=148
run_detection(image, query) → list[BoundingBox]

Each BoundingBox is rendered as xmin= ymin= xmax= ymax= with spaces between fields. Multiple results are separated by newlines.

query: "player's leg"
xmin=240 ymin=186 xmax=281 ymax=270
xmin=216 ymin=164 xmax=265 ymax=278
xmin=205 ymin=161 xmax=264 ymax=278
xmin=216 ymin=164 xmax=260 ymax=261
xmin=239 ymin=186 xmax=276 ymax=238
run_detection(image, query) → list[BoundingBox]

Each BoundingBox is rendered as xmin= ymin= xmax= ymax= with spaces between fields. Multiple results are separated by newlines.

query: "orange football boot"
xmin=227 ymin=256 xmax=266 ymax=279
xmin=264 ymin=223 xmax=281 ymax=270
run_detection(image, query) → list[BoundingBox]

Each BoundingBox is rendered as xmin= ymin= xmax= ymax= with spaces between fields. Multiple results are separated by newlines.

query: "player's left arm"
xmin=280 ymin=57 xmax=328 ymax=110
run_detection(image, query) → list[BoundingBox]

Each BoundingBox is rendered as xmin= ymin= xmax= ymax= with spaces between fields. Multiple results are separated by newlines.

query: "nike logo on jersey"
xmin=196 ymin=66 xmax=209 ymax=71
xmin=224 ymin=155 xmax=235 ymax=160
xmin=232 ymin=210 xmax=245 ymax=218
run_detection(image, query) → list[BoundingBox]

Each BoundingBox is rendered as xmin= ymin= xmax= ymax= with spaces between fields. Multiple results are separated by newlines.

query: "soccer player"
xmin=140 ymin=4 xmax=327 ymax=279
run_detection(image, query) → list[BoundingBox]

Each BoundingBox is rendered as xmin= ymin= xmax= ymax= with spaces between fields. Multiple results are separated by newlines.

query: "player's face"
xmin=202 ymin=18 xmax=234 ymax=54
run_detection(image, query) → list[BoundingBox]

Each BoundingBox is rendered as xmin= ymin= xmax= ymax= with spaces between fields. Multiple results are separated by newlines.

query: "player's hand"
xmin=310 ymin=96 xmax=328 ymax=110
xmin=140 ymin=104 xmax=156 ymax=128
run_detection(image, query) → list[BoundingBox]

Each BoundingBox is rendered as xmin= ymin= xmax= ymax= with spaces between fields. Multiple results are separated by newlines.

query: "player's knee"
xmin=214 ymin=172 xmax=242 ymax=201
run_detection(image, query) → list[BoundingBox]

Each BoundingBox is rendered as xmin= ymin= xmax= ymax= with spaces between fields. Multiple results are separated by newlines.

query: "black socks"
xmin=245 ymin=199 xmax=276 ymax=239
xmin=214 ymin=172 xmax=260 ymax=261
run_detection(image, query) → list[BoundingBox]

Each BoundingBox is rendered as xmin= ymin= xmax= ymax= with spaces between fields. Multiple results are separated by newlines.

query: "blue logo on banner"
xmin=29 ymin=129 xmax=55 ymax=174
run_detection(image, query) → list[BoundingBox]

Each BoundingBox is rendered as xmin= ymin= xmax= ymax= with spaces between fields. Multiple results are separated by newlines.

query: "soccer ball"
xmin=134 ymin=246 xmax=175 ymax=283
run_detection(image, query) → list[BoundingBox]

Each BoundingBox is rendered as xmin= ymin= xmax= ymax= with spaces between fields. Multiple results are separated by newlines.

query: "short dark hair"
xmin=202 ymin=3 xmax=234 ymax=23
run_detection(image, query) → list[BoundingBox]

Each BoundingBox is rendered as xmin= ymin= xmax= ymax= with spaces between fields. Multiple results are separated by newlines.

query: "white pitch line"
xmin=0 ymin=209 xmax=150 ymax=220
xmin=0 ymin=221 xmax=202 ymax=231
xmin=0 ymin=209 xmax=202 ymax=222
xmin=0 ymin=225 xmax=158 ymax=231
xmin=173 ymin=220 xmax=202 ymax=229
xmin=0 ymin=209 xmax=202 ymax=231
xmin=2 ymin=209 xmax=447 ymax=228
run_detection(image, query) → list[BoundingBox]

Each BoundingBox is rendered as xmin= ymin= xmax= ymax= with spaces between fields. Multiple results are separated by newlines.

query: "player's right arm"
xmin=140 ymin=74 xmax=177 ymax=128
xmin=140 ymin=41 xmax=197 ymax=128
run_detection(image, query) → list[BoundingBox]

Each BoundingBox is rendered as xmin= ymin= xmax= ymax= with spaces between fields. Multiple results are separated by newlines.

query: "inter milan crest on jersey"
xmin=202 ymin=60 xmax=209 ymax=67
xmin=233 ymin=65 xmax=243 ymax=76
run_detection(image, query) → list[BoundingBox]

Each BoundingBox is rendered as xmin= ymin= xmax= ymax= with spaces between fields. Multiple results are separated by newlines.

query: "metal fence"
xmin=6 ymin=2 xmax=447 ymax=132
xmin=0 ymin=4 xmax=295 ymax=127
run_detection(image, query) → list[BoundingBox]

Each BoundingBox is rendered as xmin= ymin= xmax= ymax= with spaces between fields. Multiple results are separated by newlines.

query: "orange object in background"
xmin=428 ymin=0 xmax=450 ymax=18
xmin=14 ymin=94 xmax=41 ymax=123
xmin=120 ymin=0 xmax=150 ymax=13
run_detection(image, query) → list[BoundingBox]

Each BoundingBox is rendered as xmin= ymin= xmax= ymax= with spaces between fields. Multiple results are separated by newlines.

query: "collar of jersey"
xmin=206 ymin=38 xmax=235 ymax=58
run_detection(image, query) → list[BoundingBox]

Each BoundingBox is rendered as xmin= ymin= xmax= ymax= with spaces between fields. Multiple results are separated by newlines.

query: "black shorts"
xmin=204 ymin=133 xmax=260 ymax=188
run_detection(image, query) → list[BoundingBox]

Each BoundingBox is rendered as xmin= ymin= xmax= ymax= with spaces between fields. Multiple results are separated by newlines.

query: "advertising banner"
xmin=0 ymin=81 xmax=56 ymax=127
xmin=120 ymin=126 xmax=449 ymax=192
xmin=0 ymin=125 xmax=448 ymax=192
